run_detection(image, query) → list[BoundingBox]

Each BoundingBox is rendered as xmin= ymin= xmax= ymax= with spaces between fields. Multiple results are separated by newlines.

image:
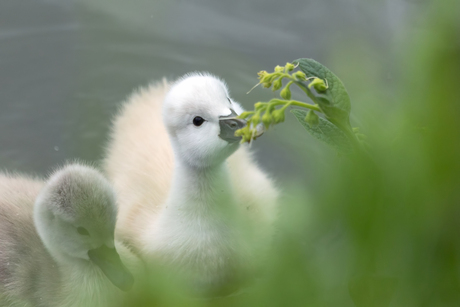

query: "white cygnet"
xmin=104 ymin=73 xmax=279 ymax=296
xmin=0 ymin=163 xmax=134 ymax=307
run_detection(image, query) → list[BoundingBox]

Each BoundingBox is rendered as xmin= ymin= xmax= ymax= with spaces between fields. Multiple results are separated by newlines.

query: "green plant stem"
xmin=267 ymin=99 xmax=321 ymax=112
xmin=292 ymin=80 xmax=318 ymax=102
xmin=281 ymin=101 xmax=293 ymax=111
xmin=277 ymin=73 xmax=319 ymax=103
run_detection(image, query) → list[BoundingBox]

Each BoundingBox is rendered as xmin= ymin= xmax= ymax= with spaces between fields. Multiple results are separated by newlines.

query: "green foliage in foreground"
xmin=123 ymin=2 xmax=460 ymax=306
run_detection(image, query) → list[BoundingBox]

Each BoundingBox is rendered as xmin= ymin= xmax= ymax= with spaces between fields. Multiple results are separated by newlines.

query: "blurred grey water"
xmin=0 ymin=0 xmax=416 ymax=180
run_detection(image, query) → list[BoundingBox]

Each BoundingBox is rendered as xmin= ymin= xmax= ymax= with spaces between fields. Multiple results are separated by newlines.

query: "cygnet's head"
xmin=163 ymin=73 xmax=246 ymax=168
xmin=34 ymin=163 xmax=133 ymax=291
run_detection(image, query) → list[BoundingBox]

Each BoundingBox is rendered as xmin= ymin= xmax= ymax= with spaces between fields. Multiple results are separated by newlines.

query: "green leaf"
xmin=293 ymin=58 xmax=351 ymax=129
xmin=291 ymin=109 xmax=353 ymax=153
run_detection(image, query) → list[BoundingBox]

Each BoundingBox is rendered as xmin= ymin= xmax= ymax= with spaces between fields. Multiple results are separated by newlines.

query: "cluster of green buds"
xmin=234 ymin=120 xmax=260 ymax=143
xmin=235 ymin=101 xmax=293 ymax=143
xmin=238 ymin=59 xmax=367 ymax=154
xmin=236 ymin=62 xmax=327 ymax=143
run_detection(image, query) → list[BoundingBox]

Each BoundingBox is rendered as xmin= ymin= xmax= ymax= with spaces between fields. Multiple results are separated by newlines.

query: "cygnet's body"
xmin=104 ymin=74 xmax=278 ymax=294
xmin=0 ymin=164 xmax=134 ymax=307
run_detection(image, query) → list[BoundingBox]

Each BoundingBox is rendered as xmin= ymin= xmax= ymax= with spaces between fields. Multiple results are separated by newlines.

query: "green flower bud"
xmin=262 ymin=82 xmax=272 ymax=88
xmin=274 ymin=65 xmax=284 ymax=73
xmin=254 ymin=102 xmax=265 ymax=110
xmin=272 ymin=78 xmax=282 ymax=91
xmin=280 ymin=86 xmax=291 ymax=100
xmin=234 ymin=126 xmax=245 ymax=137
xmin=257 ymin=70 xmax=268 ymax=80
xmin=293 ymin=71 xmax=306 ymax=81
xmin=260 ymin=73 xmax=278 ymax=84
xmin=272 ymin=109 xmax=285 ymax=124
xmin=285 ymin=62 xmax=295 ymax=72
xmin=305 ymin=110 xmax=319 ymax=127
xmin=258 ymin=71 xmax=278 ymax=84
xmin=251 ymin=113 xmax=261 ymax=125
xmin=235 ymin=125 xmax=249 ymax=136
xmin=308 ymin=78 xmax=328 ymax=92
xmin=241 ymin=127 xmax=259 ymax=143
xmin=261 ymin=74 xmax=272 ymax=83
xmin=262 ymin=112 xmax=272 ymax=128
xmin=238 ymin=125 xmax=253 ymax=143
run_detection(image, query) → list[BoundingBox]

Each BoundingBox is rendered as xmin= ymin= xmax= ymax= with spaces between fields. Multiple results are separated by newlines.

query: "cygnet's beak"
xmin=88 ymin=245 xmax=134 ymax=291
xmin=218 ymin=109 xmax=247 ymax=143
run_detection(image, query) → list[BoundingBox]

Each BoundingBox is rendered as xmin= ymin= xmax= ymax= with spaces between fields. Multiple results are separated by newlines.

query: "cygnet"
xmin=0 ymin=163 xmax=134 ymax=307
xmin=104 ymin=73 xmax=278 ymax=296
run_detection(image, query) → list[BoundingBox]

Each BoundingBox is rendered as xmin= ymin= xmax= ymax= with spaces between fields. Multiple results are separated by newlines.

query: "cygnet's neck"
xmin=167 ymin=158 xmax=235 ymax=217
xmin=143 ymin=146 xmax=246 ymax=289
xmin=146 ymin=151 xmax=240 ymax=252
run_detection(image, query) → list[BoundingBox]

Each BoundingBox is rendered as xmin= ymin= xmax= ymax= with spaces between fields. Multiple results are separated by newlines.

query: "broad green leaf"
xmin=291 ymin=109 xmax=353 ymax=153
xmin=293 ymin=58 xmax=351 ymax=129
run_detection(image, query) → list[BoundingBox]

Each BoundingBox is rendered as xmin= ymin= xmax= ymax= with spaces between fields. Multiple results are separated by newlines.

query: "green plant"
xmin=236 ymin=59 xmax=367 ymax=153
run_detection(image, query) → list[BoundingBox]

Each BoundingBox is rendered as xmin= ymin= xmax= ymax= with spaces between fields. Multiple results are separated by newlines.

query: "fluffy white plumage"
xmin=0 ymin=163 xmax=138 ymax=307
xmin=104 ymin=73 xmax=278 ymax=295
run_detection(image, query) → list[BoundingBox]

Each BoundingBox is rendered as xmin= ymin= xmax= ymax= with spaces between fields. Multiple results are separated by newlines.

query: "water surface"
xmin=0 ymin=0 xmax=416 ymax=181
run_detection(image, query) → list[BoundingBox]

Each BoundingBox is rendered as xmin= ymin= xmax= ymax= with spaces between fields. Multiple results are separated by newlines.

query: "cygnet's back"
xmin=104 ymin=80 xmax=175 ymax=247
xmin=0 ymin=164 xmax=134 ymax=307
xmin=0 ymin=174 xmax=57 ymax=306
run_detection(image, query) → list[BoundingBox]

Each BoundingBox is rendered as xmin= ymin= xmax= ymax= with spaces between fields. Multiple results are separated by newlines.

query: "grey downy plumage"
xmin=0 ymin=163 xmax=134 ymax=307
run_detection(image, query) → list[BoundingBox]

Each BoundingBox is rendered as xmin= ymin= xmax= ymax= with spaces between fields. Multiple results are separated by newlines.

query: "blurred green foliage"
xmin=122 ymin=1 xmax=460 ymax=306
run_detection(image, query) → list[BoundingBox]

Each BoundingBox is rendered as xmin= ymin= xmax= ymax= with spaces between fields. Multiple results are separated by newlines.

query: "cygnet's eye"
xmin=77 ymin=227 xmax=90 ymax=236
xmin=193 ymin=116 xmax=205 ymax=126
